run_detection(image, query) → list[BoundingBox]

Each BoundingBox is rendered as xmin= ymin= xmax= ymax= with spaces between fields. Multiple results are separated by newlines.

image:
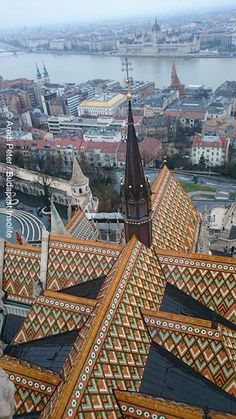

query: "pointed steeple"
xmin=43 ymin=61 xmax=50 ymax=83
xmin=70 ymin=157 xmax=89 ymax=187
xmin=124 ymin=101 xmax=148 ymax=199
xmin=50 ymin=201 xmax=70 ymax=237
xmin=120 ymin=98 xmax=152 ymax=247
xmin=170 ymin=58 xmax=182 ymax=88
xmin=36 ymin=63 xmax=42 ymax=81
xmin=170 ymin=58 xmax=187 ymax=97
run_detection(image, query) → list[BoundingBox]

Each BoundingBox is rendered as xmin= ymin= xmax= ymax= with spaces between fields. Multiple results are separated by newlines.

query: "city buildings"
xmin=191 ymin=134 xmax=230 ymax=166
xmin=207 ymin=96 xmax=232 ymax=119
xmin=203 ymin=116 xmax=236 ymax=139
xmin=47 ymin=115 xmax=126 ymax=137
xmin=165 ymin=99 xmax=207 ymax=129
xmin=144 ymin=89 xmax=178 ymax=117
xmin=120 ymin=81 xmax=155 ymax=98
xmin=63 ymin=90 xmax=81 ymax=116
xmin=185 ymin=84 xmax=212 ymax=99
xmin=214 ymin=81 xmax=236 ymax=117
xmin=78 ymin=93 xmax=126 ymax=117
xmin=0 ymin=77 xmax=33 ymax=90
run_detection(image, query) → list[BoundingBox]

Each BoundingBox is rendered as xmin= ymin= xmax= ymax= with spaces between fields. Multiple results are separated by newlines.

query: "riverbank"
xmin=24 ymin=49 xmax=236 ymax=59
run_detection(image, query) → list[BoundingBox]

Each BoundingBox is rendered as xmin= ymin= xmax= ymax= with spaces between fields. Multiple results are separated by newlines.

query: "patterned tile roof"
xmin=5 ymin=294 xmax=36 ymax=306
xmin=157 ymin=249 xmax=236 ymax=324
xmin=115 ymin=390 xmax=203 ymax=419
xmin=151 ymin=166 xmax=200 ymax=252
xmin=13 ymin=290 xmax=96 ymax=344
xmin=1 ymin=166 xmax=235 ymax=417
xmin=41 ymin=237 xmax=166 ymax=418
xmin=143 ymin=311 xmax=236 ymax=396
xmin=0 ymin=355 xmax=60 ymax=415
xmin=66 ymin=207 xmax=99 ymax=241
xmin=114 ymin=391 xmax=236 ymax=419
xmin=46 ymin=236 xmax=122 ymax=291
xmin=3 ymin=243 xmax=41 ymax=298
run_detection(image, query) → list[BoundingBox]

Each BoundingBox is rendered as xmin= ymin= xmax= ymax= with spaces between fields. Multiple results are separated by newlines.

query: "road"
xmin=113 ymin=169 xmax=236 ymax=214
xmin=113 ymin=169 xmax=236 ymax=194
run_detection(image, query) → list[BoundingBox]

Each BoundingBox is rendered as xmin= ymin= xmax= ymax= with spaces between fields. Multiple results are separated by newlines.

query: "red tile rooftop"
xmin=193 ymin=134 xmax=229 ymax=149
xmin=165 ymin=110 xmax=206 ymax=119
xmin=80 ymin=141 xmax=120 ymax=153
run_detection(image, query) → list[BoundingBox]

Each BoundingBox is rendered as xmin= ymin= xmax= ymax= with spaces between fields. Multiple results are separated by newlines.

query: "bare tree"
xmin=34 ymin=173 xmax=53 ymax=211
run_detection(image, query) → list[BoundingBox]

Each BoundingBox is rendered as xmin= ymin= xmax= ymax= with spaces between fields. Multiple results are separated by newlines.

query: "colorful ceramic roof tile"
xmin=114 ymin=391 xmax=236 ymax=419
xmin=5 ymin=294 xmax=36 ymax=306
xmin=3 ymin=243 xmax=41 ymax=297
xmin=41 ymin=237 xmax=167 ymax=418
xmin=1 ymin=167 xmax=235 ymax=418
xmin=114 ymin=390 xmax=203 ymax=419
xmin=13 ymin=290 xmax=96 ymax=344
xmin=221 ymin=327 xmax=236 ymax=373
xmin=151 ymin=166 xmax=200 ymax=252
xmin=143 ymin=311 xmax=236 ymax=396
xmin=66 ymin=207 xmax=99 ymax=241
xmin=157 ymin=249 xmax=236 ymax=324
xmin=0 ymin=355 xmax=60 ymax=414
xmin=46 ymin=235 xmax=122 ymax=291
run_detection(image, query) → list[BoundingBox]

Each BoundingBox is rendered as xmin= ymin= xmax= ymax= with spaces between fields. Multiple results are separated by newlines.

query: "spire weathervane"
xmin=121 ymin=57 xmax=133 ymax=100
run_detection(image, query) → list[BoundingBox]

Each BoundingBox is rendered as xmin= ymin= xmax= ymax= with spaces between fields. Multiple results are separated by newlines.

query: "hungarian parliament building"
xmin=117 ymin=19 xmax=201 ymax=56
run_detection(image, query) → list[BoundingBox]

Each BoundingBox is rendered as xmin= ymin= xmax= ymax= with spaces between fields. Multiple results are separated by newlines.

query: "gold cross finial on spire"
xmin=122 ymin=57 xmax=133 ymax=100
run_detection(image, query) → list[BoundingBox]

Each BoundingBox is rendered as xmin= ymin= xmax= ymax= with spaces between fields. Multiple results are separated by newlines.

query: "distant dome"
xmin=152 ymin=18 xmax=161 ymax=32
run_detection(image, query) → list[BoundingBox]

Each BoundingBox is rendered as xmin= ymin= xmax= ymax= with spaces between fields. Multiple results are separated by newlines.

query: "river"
xmin=0 ymin=52 xmax=236 ymax=90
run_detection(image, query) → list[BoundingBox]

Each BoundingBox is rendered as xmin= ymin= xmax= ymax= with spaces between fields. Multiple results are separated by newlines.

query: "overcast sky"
xmin=2 ymin=0 xmax=236 ymax=29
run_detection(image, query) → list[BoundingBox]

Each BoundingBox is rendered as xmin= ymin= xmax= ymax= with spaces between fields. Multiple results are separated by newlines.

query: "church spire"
xmin=36 ymin=63 xmax=42 ymax=82
xmin=170 ymin=58 xmax=187 ymax=97
xmin=43 ymin=61 xmax=50 ymax=83
xmin=170 ymin=58 xmax=182 ymax=88
xmin=120 ymin=58 xmax=152 ymax=247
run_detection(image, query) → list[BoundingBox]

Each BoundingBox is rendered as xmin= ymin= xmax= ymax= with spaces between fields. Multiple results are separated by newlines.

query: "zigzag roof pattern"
xmin=40 ymin=233 xmax=236 ymax=418
xmin=46 ymin=236 xmax=122 ymax=291
xmin=157 ymin=249 xmax=236 ymax=324
xmin=0 ymin=355 xmax=60 ymax=415
xmin=143 ymin=310 xmax=236 ymax=396
xmin=115 ymin=390 xmax=203 ymax=419
xmin=151 ymin=166 xmax=200 ymax=252
xmin=13 ymin=290 xmax=96 ymax=344
xmin=41 ymin=237 xmax=165 ymax=418
xmin=3 ymin=243 xmax=41 ymax=298
xmin=114 ymin=390 xmax=236 ymax=418
xmin=66 ymin=207 xmax=99 ymax=241
xmin=1 ymin=167 xmax=199 ymax=300
xmin=0 ymin=167 xmax=235 ymax=418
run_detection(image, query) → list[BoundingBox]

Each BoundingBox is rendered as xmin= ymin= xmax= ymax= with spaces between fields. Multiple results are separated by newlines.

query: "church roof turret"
xmin=70 ymin=157 xmax=88 ymax=187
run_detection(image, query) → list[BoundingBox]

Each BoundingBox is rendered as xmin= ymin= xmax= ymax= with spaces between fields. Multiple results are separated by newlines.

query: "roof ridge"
xmin=0 ymin=355 xmax=60 ymax=385
xmin=142 ymin=309 xmax=214 ymax=329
